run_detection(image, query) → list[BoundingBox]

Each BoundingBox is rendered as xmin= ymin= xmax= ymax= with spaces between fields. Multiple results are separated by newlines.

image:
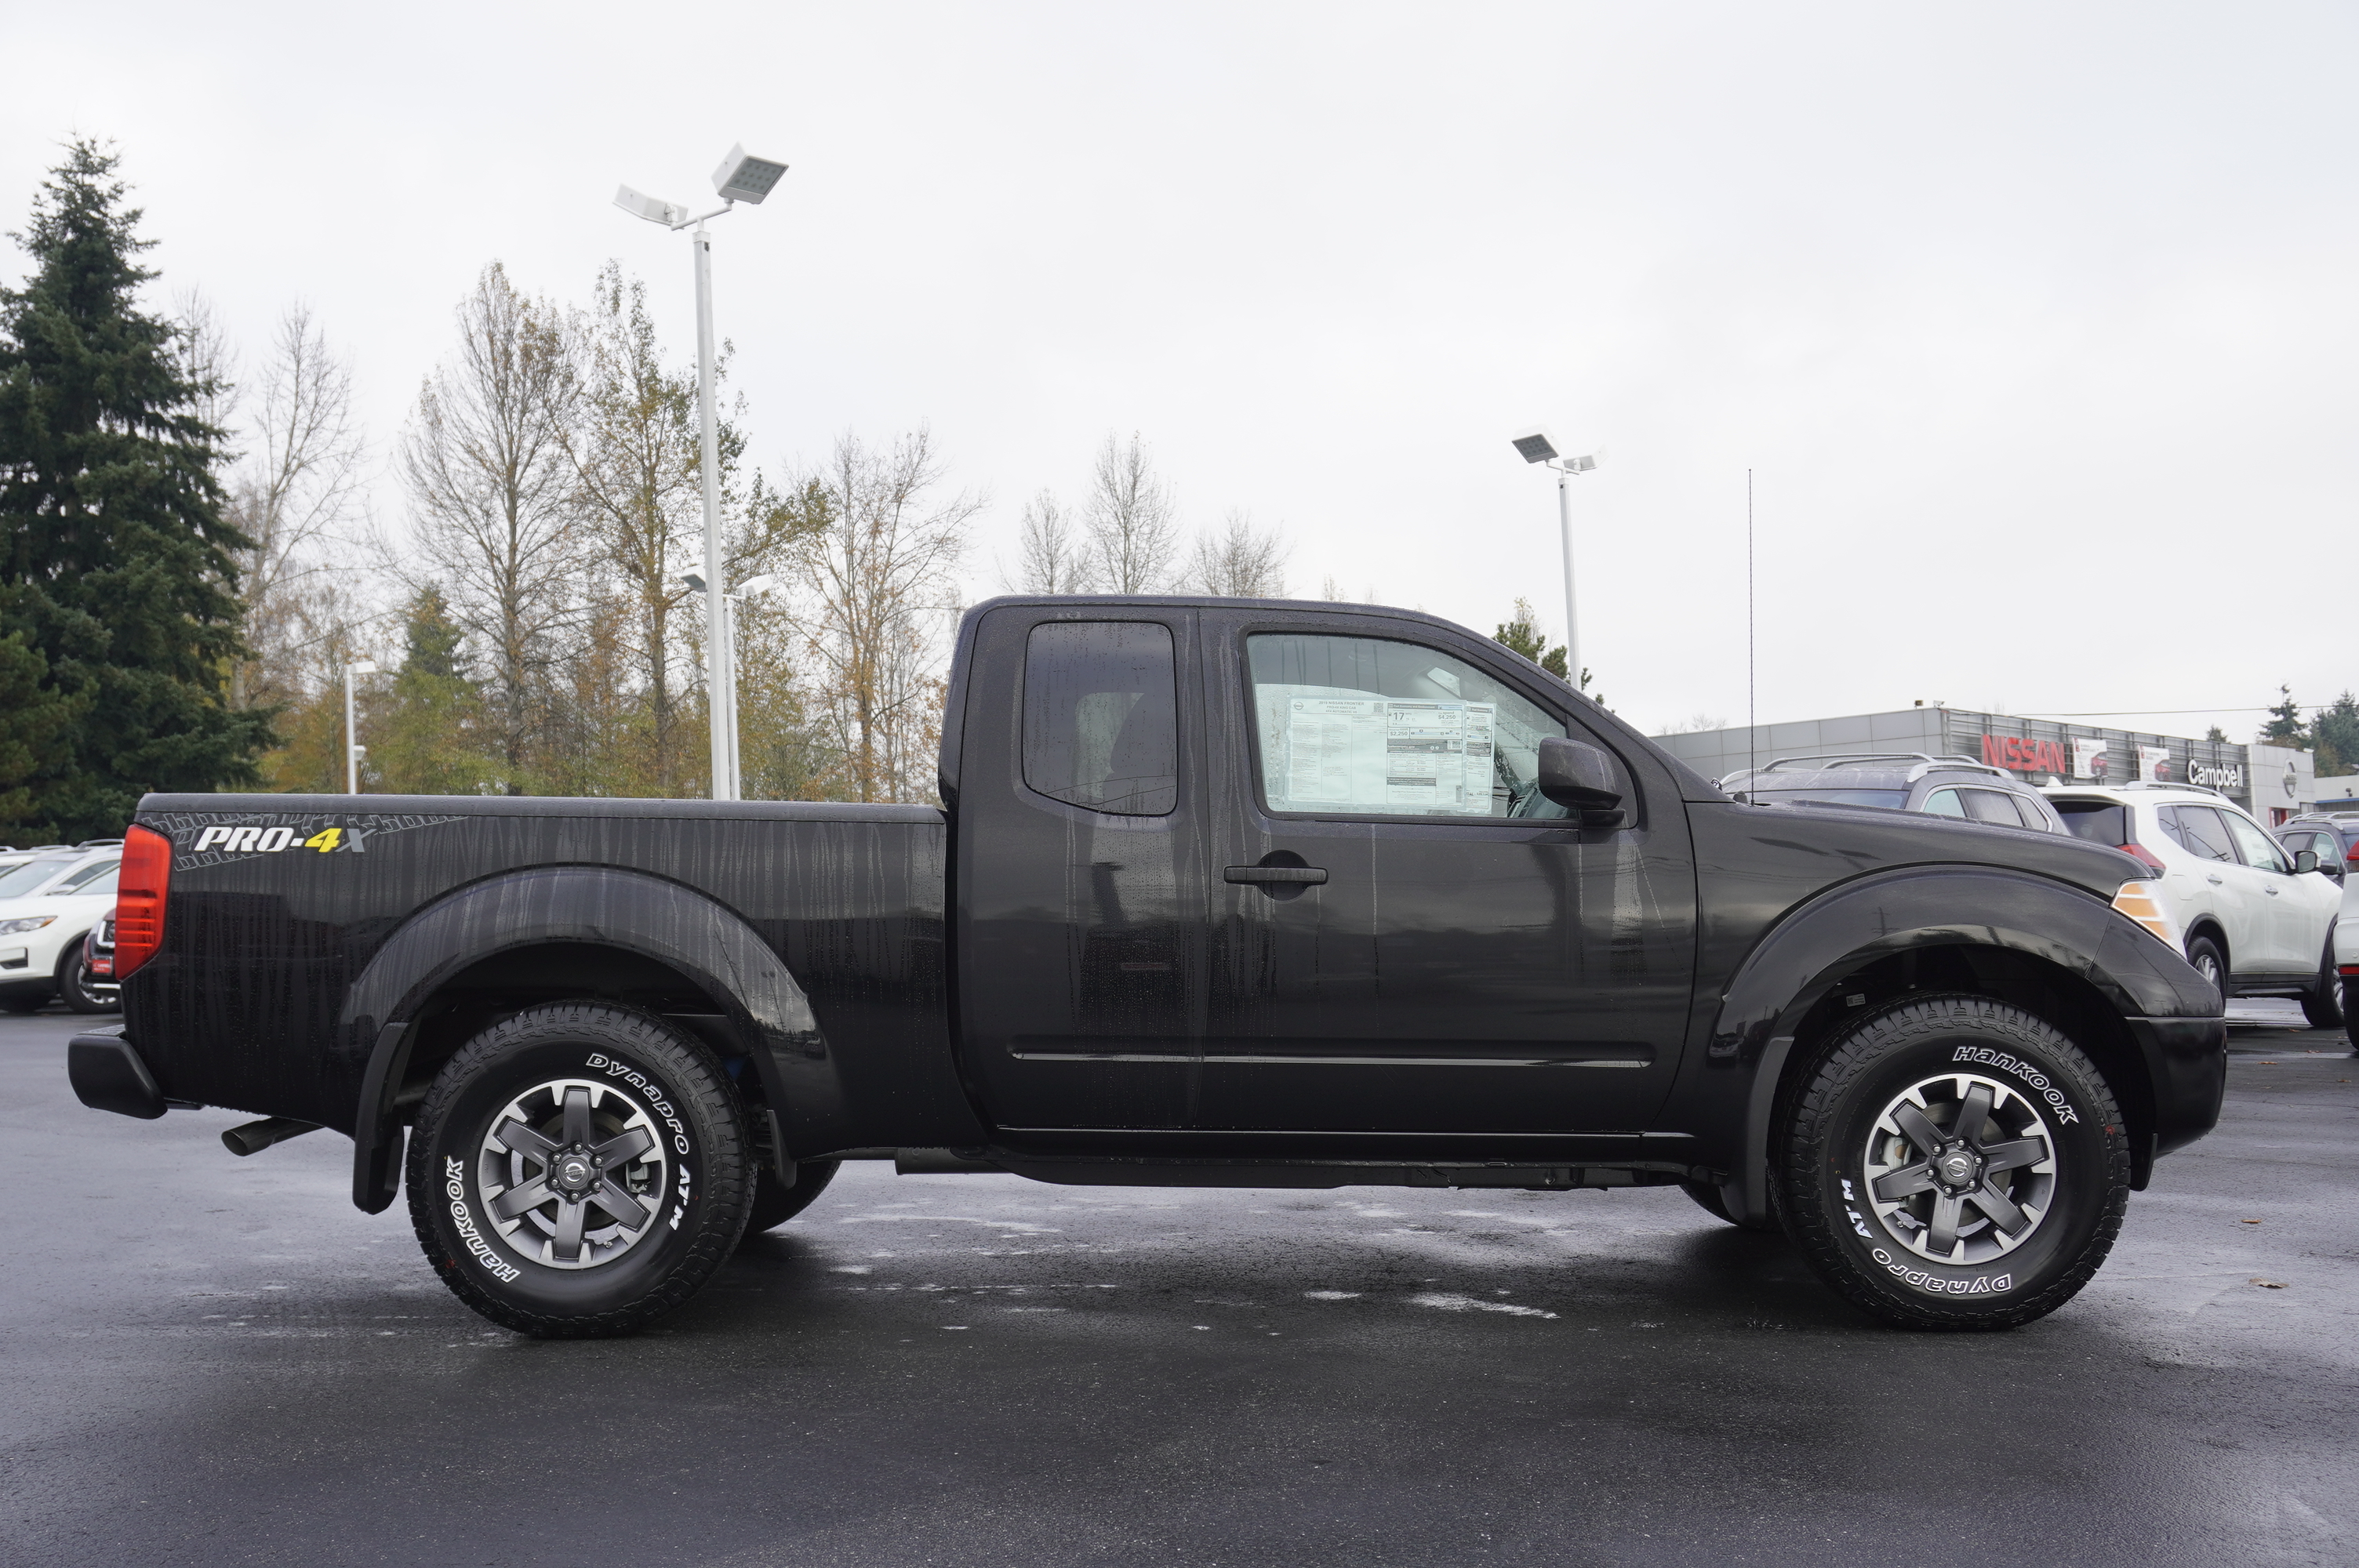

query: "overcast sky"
xmin=9 ymin=2 xmax=2354 ymax=740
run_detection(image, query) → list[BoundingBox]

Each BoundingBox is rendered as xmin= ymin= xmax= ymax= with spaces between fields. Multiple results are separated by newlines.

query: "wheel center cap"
xmin=1938 ymin=1149 xmax=1980 ymax=1187
xmin=553 ymin=1153 xmax=596 ymax=1193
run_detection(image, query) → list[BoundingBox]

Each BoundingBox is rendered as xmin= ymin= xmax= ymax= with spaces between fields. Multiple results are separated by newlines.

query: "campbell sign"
xmin=1979 ymin=735 xmax=2074 ymax=776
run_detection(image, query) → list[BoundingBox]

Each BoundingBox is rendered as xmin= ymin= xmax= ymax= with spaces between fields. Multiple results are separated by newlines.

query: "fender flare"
xmin=343 ymin=866 xmax=831 ymax=1213
xmin=1695 ymin=866 xmax=2218 ymax=1225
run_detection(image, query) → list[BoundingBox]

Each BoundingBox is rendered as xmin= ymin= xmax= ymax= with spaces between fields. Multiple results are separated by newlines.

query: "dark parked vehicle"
xmin=2275 ymin=813 xmax=2359 ymax=882
xmin=67 ymin=597 xmax=2225 ymax=1336
xmin=1722 ymin=753 xmax=2067 ymax=833
xmin=75 ymin=916 xmax=121 ymax=1013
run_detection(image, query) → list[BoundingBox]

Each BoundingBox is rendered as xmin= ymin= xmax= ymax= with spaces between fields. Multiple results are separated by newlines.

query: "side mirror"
xmin=1537 ymin=737 xmax=1627 ymax=826
xmin=2292 ymin=848 xmax=2320 ymax=875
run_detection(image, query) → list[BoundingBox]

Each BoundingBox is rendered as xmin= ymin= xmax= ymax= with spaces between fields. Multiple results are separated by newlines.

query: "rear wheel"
xmin=405 ymin=1002 xmax=753 ymax=1337
xmin=2302 ymin=934 xmax=2343 ymax=1030
xmin=1777 ymin=993 xmax=2128 ymax=1330
xmin=2185 ymin=935 xmax=2226 ymax=998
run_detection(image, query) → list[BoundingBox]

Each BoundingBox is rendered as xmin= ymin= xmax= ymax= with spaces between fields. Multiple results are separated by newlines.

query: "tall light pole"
xmin=682 ymin=572 xmax=783 ymax=800
xmin=616 ymin=143 xmax=789 ymax=800
xmin=343 ymin=660 xmax=379 ymax=793
xmin=1510 ymin=428 xmax=1599 ymax=697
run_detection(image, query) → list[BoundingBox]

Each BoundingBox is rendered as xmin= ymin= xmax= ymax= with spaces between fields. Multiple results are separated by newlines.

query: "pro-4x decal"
xmin=166 ymin=813 xmax=464 ymax=869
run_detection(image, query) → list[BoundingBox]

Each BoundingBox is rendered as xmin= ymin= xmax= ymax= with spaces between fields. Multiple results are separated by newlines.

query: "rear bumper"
xmin=2127 ymin=1014 xmax=2227 ymax=1162
xmin=67 ymin=1026 xmax=169 ymax=1120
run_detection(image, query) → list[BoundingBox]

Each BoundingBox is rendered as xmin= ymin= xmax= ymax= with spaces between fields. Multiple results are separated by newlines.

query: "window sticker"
xmin=1265 ymin=688 xmax=1497 ymax=815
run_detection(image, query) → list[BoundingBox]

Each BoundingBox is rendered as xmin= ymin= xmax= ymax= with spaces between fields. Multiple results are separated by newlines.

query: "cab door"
xmin=1193 ymin=610 xmax=1697 ymax=1137
xmin=952 ymin=607 xmax=1210 ymax=1132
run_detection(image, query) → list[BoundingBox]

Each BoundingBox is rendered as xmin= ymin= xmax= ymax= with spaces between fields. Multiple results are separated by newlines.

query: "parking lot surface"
xmin=3 ymin=1005 xmax=2355 ymax=1568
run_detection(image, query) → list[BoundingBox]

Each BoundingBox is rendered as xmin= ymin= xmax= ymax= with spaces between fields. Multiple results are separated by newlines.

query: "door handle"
xmin=2265 ymin=886 xmax=2281 ymax=896
xmin=2207 ymin=874 xmax=2223 ymax=885
xmin=1224 ymin=866 xmax=1328 ymax=884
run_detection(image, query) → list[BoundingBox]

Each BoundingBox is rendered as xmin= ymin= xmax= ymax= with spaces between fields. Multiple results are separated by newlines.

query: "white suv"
xmin=2045 ymin=784 xmax=2343 ymax=1025
xmin=0 ymin=847 xmax=123 ymax=1014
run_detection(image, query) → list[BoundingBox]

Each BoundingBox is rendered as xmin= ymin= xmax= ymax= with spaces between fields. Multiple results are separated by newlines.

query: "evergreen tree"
xmin=2313 ymin=691 xmax=2359 ymax=777
xmin=2260 ymin=684 xmax=2307 ymax=747
xmin=0 ymin=140 xmax=271 ymax=838
xmin=371 ymin=585 xmax=498 ymax=795
xmin=1494 ymin=597 xmax=1571 ymax=681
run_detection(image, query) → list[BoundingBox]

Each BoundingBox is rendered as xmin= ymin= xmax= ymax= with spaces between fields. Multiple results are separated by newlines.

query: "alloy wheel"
xmin=474 ymin=1077 xmax=669 ymax=1270
xmin=1862 ymin=1072 xmax=2058 ymax=1266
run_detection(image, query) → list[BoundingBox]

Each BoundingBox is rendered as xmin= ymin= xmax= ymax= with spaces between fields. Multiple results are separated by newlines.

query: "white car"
xmin=0 ymin=848 xmax=122 ymax=1014
xmin=2045 ymin=784 xmax=2343 ymax=1026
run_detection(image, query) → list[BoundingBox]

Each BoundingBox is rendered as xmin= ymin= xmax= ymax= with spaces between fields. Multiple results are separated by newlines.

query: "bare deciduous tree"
xmin=1185 ymin=508 xmax=1289 ymax=597
xmin=221 ymin=304 xmax=367 ymax=711
xmin=1006 ymin=489 xmax=1095 ymax=593
xmin=565 ymin=263 xmax=701 ymax=793
xmin=396 ymin=263 xmax=582 ymax=792
xmin=1081 ymin=432 xmax=1179 ymax=593
xmin=789 ymin=429 xmax=978 ymax=802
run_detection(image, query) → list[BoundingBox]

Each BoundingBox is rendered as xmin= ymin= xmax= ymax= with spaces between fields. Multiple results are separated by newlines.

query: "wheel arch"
xmin=341 ymin=866 xmax=836 ymax=1214
xmin=1699 ymin=866 xmax=2215 ymax=1224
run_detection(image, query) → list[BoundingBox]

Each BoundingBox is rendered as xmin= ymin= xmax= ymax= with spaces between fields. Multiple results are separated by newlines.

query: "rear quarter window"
xmin=2054 ymin=800 xmax=2128 ymax=846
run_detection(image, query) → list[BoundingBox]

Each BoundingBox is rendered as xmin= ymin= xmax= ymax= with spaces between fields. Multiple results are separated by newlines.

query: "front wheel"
xmin=1777 ymin=994 xmax=2128 ymax=1330
xmin=405 ymin=1002 xmax=754 ymax=1337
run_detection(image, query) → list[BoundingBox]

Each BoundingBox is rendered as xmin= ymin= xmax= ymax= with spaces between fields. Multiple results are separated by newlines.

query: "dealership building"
xmin=1650 ymin=706 xmax=2322 ymax=826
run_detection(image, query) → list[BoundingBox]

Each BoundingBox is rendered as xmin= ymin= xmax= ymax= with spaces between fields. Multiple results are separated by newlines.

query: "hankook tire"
xmin=405 ymin=1002 xmax=752 ymax=1338
xmin=1777 ymin=993 xmax=2128 ymax=1330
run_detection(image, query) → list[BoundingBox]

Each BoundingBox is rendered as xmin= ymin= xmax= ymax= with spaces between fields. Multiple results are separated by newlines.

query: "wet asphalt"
xmin=2 ymin=1005 xmax=2355 ymax=1568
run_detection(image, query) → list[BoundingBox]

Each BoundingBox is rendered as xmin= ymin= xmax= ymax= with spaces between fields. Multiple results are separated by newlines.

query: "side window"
xmin=52 ymin=858 xmax=118 ymax=892
xmin=1922 ymin=789 xmax=1967 ymax=818
xmin=2221 ymin=812 xmax=2289 ymax=873
xmin=1961 ymin=789 xmax=2023 ymax=826
xmin=1245 ymin=633 xmax=1575 ymax=820
xmin=2171 ymin=806 xmax=2237 ymax=863
xmin=1021 ymin=622 xmax=1179 ymax=816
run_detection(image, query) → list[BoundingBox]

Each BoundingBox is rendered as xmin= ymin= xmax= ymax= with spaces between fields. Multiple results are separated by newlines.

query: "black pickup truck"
xmin=69 ymin=596 xmax=2225 ymax=1335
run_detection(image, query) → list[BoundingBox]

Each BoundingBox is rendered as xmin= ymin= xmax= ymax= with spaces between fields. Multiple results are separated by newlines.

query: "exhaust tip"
xmin=222 ymin=1117 xmax=322 ymax=1157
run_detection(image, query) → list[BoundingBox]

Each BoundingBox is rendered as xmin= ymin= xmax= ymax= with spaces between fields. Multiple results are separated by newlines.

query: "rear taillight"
xmin=2118 ymin=842 xmax=2168 ymax=877
xmin=113 ymin=823 xmax=171 ymax=980
xmin=2346 ymin=843 xmax=2359 ymax=865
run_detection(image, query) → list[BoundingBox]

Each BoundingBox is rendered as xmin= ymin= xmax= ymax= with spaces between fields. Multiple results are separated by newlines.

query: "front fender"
xmin=1677 ymin=866 xmax=2223 ymax=1224
xmin=342 ymin=866 xmax=836 ymax=1213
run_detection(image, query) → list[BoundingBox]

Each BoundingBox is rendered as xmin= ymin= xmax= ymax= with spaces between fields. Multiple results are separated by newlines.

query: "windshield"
xmin=0 ymin=857 xmax=75 ymax=899
xmin=1749 ymin=788 xmax=1908 ymax=809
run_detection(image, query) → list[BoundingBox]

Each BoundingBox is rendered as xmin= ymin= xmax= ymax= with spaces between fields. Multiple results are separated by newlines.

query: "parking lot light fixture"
xmin=343 ymin=660 xmax=379 ymax=794
xmin=616 ymin=144 xmax=790 ymax=800
xmin=712 ymin=145 xmax=789 ymax=205
xmin=1510 ymin=429 xmax=1601 ymax=698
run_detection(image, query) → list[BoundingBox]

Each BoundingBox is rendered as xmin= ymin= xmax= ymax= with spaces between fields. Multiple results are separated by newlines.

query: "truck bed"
xmin=126 ymin=795 xmax=951 ymax=1145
